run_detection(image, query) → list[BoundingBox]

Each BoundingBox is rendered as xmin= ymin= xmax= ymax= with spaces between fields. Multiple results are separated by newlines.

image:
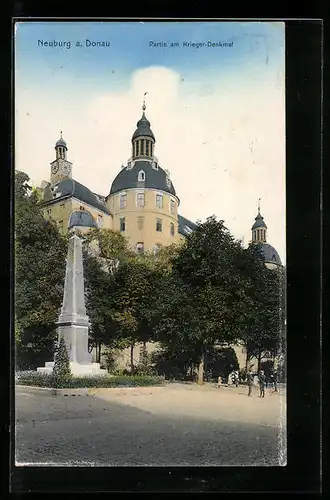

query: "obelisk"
xmin=38 ymin=234 xmax=107 ymax=376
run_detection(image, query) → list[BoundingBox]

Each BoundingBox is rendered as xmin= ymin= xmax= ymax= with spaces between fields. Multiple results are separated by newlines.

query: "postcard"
xmin=14 ymin=20 xmax=286 ymax=468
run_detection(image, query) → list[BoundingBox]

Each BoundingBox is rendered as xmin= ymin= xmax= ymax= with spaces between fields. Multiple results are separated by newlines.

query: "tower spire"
xmin=142 ymin=92 xmax=147 ymax=112
xmin=131 ymin=95 xmax=155 ymax=160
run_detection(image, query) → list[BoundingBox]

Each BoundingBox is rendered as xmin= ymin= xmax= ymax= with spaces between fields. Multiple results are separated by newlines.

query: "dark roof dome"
xmin=260 ymin=243 xmax=282 ymax=266
xmin=43 ymin=178 xmax=110 ymax=215
xmin=55 ymin=131 xmax=67 ymax=149
xmin=252 ymin=212 xmax=267 ymax=230
xmin=110 ymin=160 xmax=176 ymax=196
xmin=68 ymin=210 xmax=98 ymax=229
xmin=132 ymin=112 xmax=155 ymax=141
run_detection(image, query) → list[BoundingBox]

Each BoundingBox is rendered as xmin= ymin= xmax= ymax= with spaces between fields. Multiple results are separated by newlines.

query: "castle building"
xmin=40 ymin=102 xmax=196 ymax=249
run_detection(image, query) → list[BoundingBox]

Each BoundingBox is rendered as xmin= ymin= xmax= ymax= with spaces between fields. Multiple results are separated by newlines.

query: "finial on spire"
xmin=258 ymin=197 xmax=261 ymax=215
xmin=60 ymin=130 xmax=63 ymax=138
xmin=142 ymin=92 xmax=148 ymax=112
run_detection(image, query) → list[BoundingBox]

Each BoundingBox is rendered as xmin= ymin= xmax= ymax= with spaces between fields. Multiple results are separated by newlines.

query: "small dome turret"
xmin=131 ymin=95 xmax=155 ymax=160
xmin=251 ymin=200 xmax=267 ymax=243
xmin=55 ymin=131 xmax=68 ymax=160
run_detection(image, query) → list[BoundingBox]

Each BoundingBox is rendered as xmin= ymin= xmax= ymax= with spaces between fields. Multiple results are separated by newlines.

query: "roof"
xmin=43 ymin=178 xmax=110 ymax=215
xmin=132 ymin=112 xmax=155 ymax=141
xmin=55 ymin=137 xmax=67 ymax=148
xmin=260 ymin=243 xmax=282 ymax=265
xmin=252 ymin=212 xmax=267 ymax=230
xmin=109 ymin=161 xmax=176 ymax=196
xmin=68 ymin=210 xmax=98 ymax=229
xmin=178 ymin=214 xmax=197 ymax=236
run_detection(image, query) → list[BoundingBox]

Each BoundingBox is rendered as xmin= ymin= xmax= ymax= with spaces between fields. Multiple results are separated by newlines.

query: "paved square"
xmin=15 ymin=383 xmax=286 ymax=466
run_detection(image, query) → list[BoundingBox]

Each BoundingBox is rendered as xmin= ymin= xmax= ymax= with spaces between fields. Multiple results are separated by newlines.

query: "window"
xmin=141 ymin=140 xmax=145 ymax=155
xmin=120 ymin=192 xmax=127 ymax=209
xmin=136 ymin=141 xmax=139 ymax=156
xmin=80 ymin=206 xmax=85 ymax=211
xmin=184 ymin=225 xmax=193 ymax=235
xmin=156 ymin=218 xmax=162 ymax=232
xmin=136 ymin=192 xmax=145 ymax=207
xmin=170 ymin=222 xmax=175 ymax=236
xmin=156 ymin=194 xmax=163 ymax=209
xmin=166 ymin=176 xmax=171 ymax=188
xmin=120 ymin=217 xmax=126 ymax=232
xmin=170 ymin=199 xmax=175 ymax=213
xmin=137 ymin=216 xmax=144 ymax=230
xmin=58 ymin=220 xmax=64 ymax=234
xmin=97 ymin=215 xmax=103 ymax=227
xmin=136 ymin=242 xmax=144 ymax=253
xmin=138 ymin=170 xmax=145 ymax=182
xmin=146 ymin=141 xmax=149 ymax=156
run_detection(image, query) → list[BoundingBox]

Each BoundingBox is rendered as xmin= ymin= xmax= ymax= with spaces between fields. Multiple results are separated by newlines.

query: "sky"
xmin=14 ymin=21 xmax=286 ymax=263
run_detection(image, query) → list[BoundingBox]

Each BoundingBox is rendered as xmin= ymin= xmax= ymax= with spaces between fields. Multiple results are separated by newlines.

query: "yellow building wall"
xmin=106 ymin=188 xmax=181 ymax=252
xmin=41 ymin=198 xmax=74 ymax=235
xmin=41 ymin=197 xmax=113 ymax=235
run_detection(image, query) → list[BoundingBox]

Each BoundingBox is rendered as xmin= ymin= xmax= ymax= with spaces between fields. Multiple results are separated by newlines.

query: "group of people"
xmin=218 ymin=368 xmax=278 ymax=398
xmin=247 ymin=369 xmax=278 ymax=397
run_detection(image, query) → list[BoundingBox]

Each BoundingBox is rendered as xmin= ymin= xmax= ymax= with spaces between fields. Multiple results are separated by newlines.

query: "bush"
xmin=15 ymin=371 xmax=165 ymax=388
xmin=52 ymin=338 xmax=72 ymax=387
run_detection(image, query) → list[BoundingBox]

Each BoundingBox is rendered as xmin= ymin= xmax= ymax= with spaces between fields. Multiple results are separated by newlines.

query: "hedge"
xmin=15 ymin=371 xmax=165 ymax=388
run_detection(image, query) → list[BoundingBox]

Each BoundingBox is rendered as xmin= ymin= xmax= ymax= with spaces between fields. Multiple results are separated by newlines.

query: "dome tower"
xmin=50 ymin=132 xmax=73 ymax=184
xmin=106 ymin=97 xmax=180 ymax=253
xmin=251 ymin=200 xmax=282 ymax=269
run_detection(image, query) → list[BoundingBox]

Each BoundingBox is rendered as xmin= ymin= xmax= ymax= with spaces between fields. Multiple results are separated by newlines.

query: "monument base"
xmin=37 ymin=361 xmax=108 ymax=377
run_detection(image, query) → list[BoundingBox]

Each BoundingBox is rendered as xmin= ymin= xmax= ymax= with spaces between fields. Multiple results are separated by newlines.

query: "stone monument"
xmin=37 ymin=233 xmax=107 ymax=376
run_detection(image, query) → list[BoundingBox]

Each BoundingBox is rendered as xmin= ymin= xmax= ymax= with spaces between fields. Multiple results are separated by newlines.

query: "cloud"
xmin=15 ymin=65 xmax=286 ymax=262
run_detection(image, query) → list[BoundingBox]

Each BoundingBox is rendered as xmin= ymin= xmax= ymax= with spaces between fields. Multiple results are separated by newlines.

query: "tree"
xmin=52 ymin=337 xmax=72 ymax=386
xmin=110 ymin=253 xmax=166 ymax=373
xmin=149 ymin=216 xmax=250 ymax=384
xmin=238 ymin=243 xmax=285 ymax=372
xmin=15 ymin=171 xmax=67 ymax=369
xmin=83 ymin=228 xmax=132 ymax=361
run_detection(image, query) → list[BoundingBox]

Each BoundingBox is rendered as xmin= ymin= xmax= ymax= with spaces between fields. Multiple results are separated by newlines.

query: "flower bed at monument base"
xmin=15 ymin=371 xmax=165 ymax=388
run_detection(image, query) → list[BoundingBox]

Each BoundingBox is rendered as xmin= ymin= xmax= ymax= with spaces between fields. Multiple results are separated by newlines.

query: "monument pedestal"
xmin=37 ymin=361 xmax=108 ymax=376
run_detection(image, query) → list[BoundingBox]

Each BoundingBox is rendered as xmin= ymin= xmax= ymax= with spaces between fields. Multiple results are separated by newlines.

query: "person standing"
xmin=234 ymin=370 xmax=239 ymax=388
xmin=259 ymin=370 xmax=266 ymax=398
xmin=247 ymin=369 xmax=254 ymax=396
xmin=273 ymin=370 xmax=278 ymax=392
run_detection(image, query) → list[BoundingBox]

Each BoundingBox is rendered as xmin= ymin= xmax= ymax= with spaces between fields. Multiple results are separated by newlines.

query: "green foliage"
xmin=239 ymin=244 xmax=285 ymax=368
xmin=150 ymin=345 xmax=199 ymax=380
xmin=52 ymin=338 xmax=72 ymax=386
xmin=134 ymin=343 xmax=154 ymax=376
xmin=205 ymin=346 xmax=239 ymax=379
xmin=148 ymin=216 xmax=250 ymax=381
xmin=15 ymin=171 xmax=67 ymax=369
xmin=15 ymin=371 xmax=165 ymax=388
